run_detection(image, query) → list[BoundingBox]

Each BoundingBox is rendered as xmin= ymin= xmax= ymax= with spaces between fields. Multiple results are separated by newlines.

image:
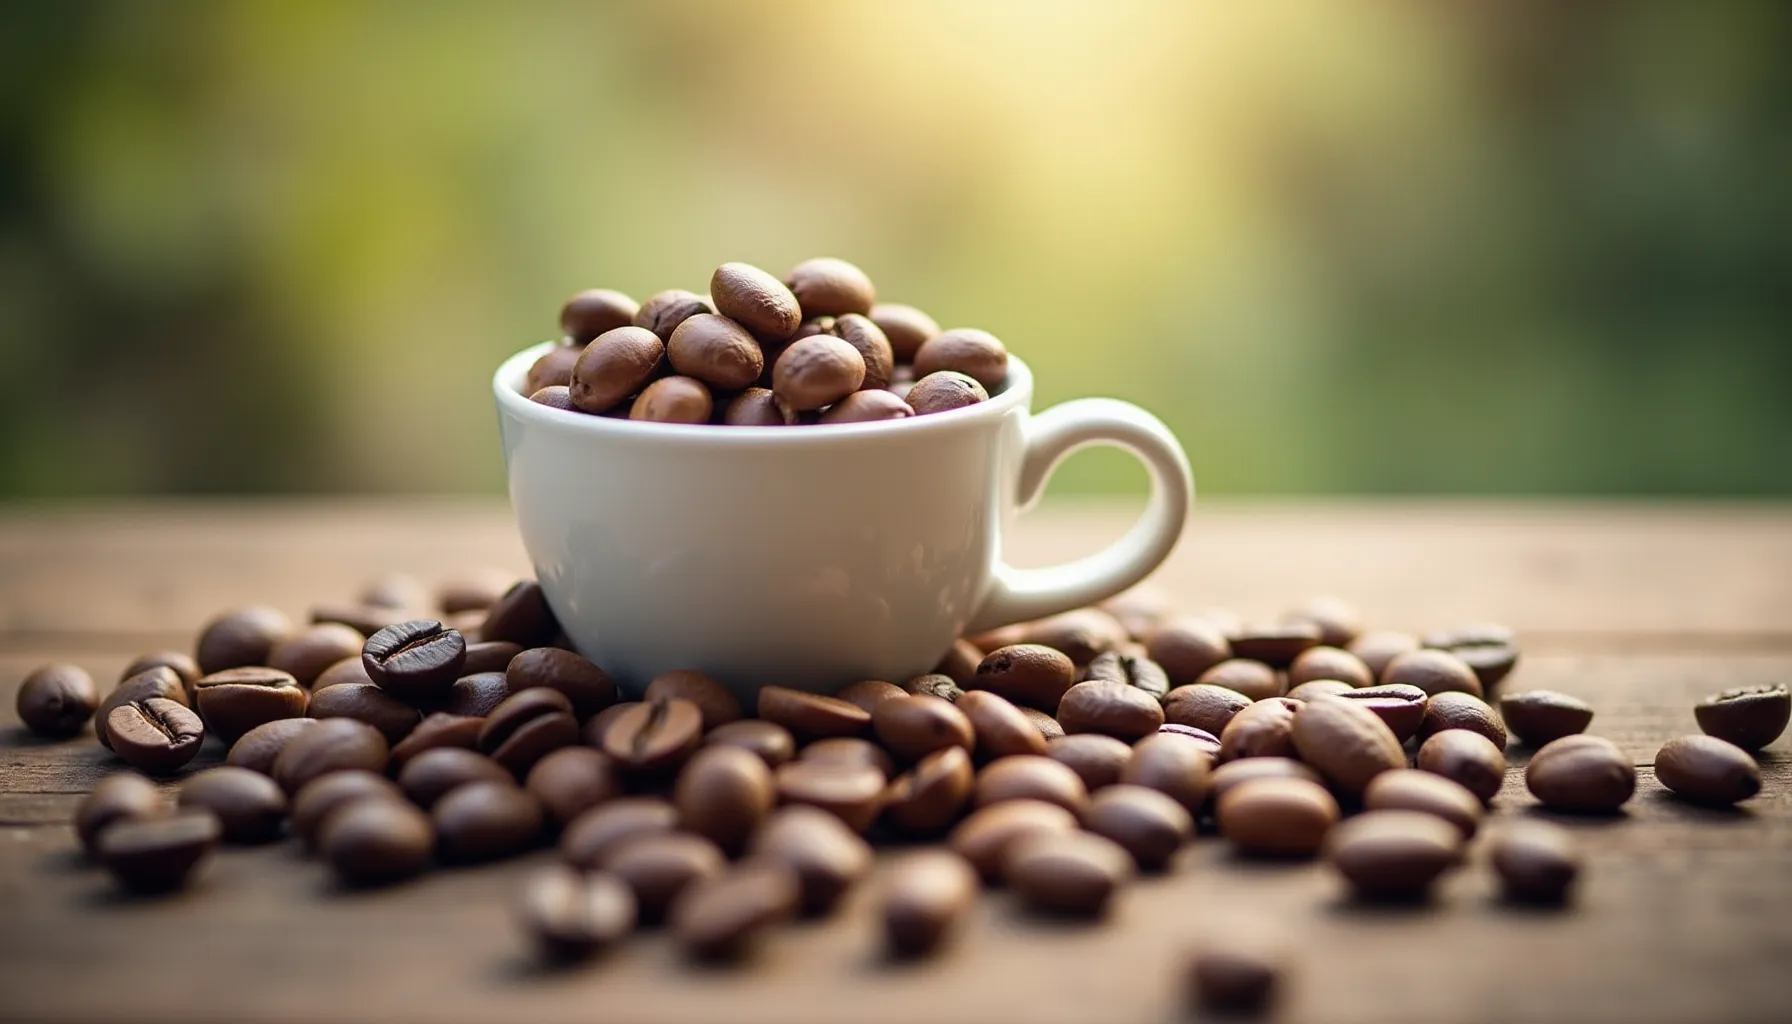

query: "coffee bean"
xmin=561 ymin=288 xmax=639 ymax=343
xmin=1283 ymin=596 xmax=1363 ymax=648
xmin=1216 ymin=776 xmax=1340 ymax=857
xmin=1084 ymin=784 xmax=1193 ymax=871
xmin=800 ymin=737 xmax=895 ymax=777
xmin=903 ymin=673 xmax=966 ymax=704
xmin=462 ymin=641 xmax=524 ymax=676
xmin=771 ymin=335 xmax=866 ymax=411
xmin=947 ymin=799 xmax=1079 ymax=881
xmin=480 ymin=688 xmax=580 ymax=777
xmin=308 ymin=682 xmax=421 ymax=745
xmin=526 ymin=348 xmax=580 ymax=396
xmin=1416 ymin=691 xmax=1507 ymax=749
xmin=1525 ymin=734 xmax=1635 ymax=812
xmin=975 ymin=754 xmax=1090 ymax=819
xmin=1288 ymin=695 xmax=1405 ymax=797
xmin=1188 ymin=947 xmax=1284 ymax=1017
xmin=1157 ymin=723 xmax=1222 ymax=755
xmin=1122 ymin=732 xmax=1214 ymax=815
xmin=1654 ymin=735 xmax=1761 ymax=806
xmin=108 ymin=698 xmax=205 ymax=775
xmin=399 ymin=748 xmax=514 ymax=809
xmin=569 ymin=325 xmax=665 ymax=413
xmin=388 ymin=712 xmax=485 ymax=768
xmin=868 ymin=303 xmax=940 ymax=362
xmin=480 ymin=580 xmax=558 ymax=649
xmin=267 ymin=623 xmax=366 ymax=689
xmin=834 ymin=680 xmax=908 ymax=714
xmin=98 ymin=811 xmax=220 ymax=893
xmin=643 ymin=670 xmax=740 ymax=731
xmin=443 ymin=672 xmax=512 ymax=718
xmin=360 ymin=620 xmax=465 ymax=704
xmin=1046 ymin=733 xmax=1133 ymax=792
xmin=1161 ymin=683 xmax=1252 ymax=737
xmin=1363 ymin=769 xmax=1482 ymax=838
xmin=1287 ymin=646 xmax=1375 ymax=689
xmin=711 ymin=262 xmax=802 ymax=341
xmin=973 ymin=644 xmax=1076 ymax=714
xmin=783 ymin=257 xmax=875 ymax=317
xmin=882 ymin=849 xmax=976 ymax=958
xmin=120 ymin=651 xmax=201 ymax=704
xmin=872 ymin=695 xmax=975 ymax=762
xmin=670 ymin=860 xmax=800 ymax=960
xmin=525 ymin=746 xmax=623 ymax=826
xmin=1489 ymin=821 xmax=1580 ymax=904
xmin=1694 ymin=685 xmax=1790 ymax=752
xmin=1004 ymin=829 xmax=1133 ymax=916
xmin=433 ymin=779 xmax=543 ymax=863
xmin=905 ymin=370 xmax=988 ymax=415
xmin=1325 ymin=809 xmax=1463 ymax=901
xmin=1056 ymin=681 xmax=1165 ymax=742
xmin=1022 ymin=608 xmax=1129 ymax=665
xmin=882 ymin=745 xmax=975 ymax=835
xmin=272 ymin=717 xmax=389 ymax=794
xmin=630 ymin=375 xmax=713 ymax=423
xmin=1382 ymin=649 xmax=1482 ymax=698
xmin=1096 ymin=587 xmax=1169 ymax=643
xmin=497 ymin=648 xmax=615 ymax=724
xmin=1346 ymin=630 xmax=1421 ymax=680
xmin=16 ymin=663 xmax=98 ymax=738
xmin=607 ymin=832 xmax=726 ymax=923
xmin=675 ymin=745 xmax=775 ymax=855
xmin=934 ymin=640 xmax=983 ymax=688
xmin=758 ymin=686 xmax=871 ymax=741
xmin=1195 ymin=659 xmax=1282 ymax=702
xmin=913 ymin=328 xmax=1008 ymax=390
xmin=635 ymin=289 xmax=714 ymax=342
xmin=819 ymin=388 xmax=912 ymax=424
xmin=76 ymin=772 xmax=167 ymax=855
xmin=313 ymin=656 xmax=377 ymax=693
xmin=832 ymin=314 xmax=895 ymax=391
xmin=603 ymin=697 xmax=704 ymax=774
xmin=722 ymin=387 xmax=798 ymax=426
xmin=1145 ymin=618 xmax=1232 ymax=685
xmin=667 ymin=314 xmax=766 ymax=391
xmin=177 ymin=767 xmax=286 ymax=843
xmin=1499 ymin=690 xmax=1594 ymax=747
xmin=1021 ymin=706 xmax=1067 ymax=740
xmin=1207 ymin=757 xmax=1323 ymax=806
xmin=703 ymin=719 xmax=796 ymax=767
xmin=952 ymin=689 xmax=1048 ymax=763
xmin=1422 ymin=623 xmax=1520 ymax=692
xmin=1080 ymin=650 xmax=1171 ymax=701
xmin=311 ymin=604 xmax=410 ymax=639
xmin=1415 ymin=729 xmax=1506 ymax=804
xmin=195 ymin=605 xmax=292 ymax=675
xmin=517 ymin=865 xmax=636 ymax=960
xmin=750 ymin=805 xmax=874 ymax=916
xmin=194 ymin=667 xmax=307 ymax=743
xmin=775 ymin=759 xmax=886 ymax=832
xmin=1219 ymin=697 xmax=1304 ymax=762
xmin=320 ymin=796 xmax=434 ymax=885
xmin=1228 ymin=623 xmax=1320 ymax=669
xmin=1286 ymin=679 xmax=1355 ymax=703
xmin=583 ymin=702 xmax=638 ymax=747
xmin=560 ymin=797 xmax=679 ymax=870
xmin=357 ymin=570 xmax=425 ymax=611
xmin=1326 ymin=684 xmax=1429 ymax=743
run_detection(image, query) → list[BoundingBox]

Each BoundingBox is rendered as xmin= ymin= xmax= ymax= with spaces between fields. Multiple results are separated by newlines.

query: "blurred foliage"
xmin=1 ymin=0 xmax=1788 ymax=497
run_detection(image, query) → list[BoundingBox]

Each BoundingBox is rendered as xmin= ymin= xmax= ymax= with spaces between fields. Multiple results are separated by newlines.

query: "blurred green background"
xmin=2 ymin=1 xmax=1788 ymax=497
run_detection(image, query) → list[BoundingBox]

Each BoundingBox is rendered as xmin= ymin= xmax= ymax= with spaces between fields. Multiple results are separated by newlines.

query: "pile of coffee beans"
xmin=20 ymin=578 xmax=1785 ymax=1017
xmin=525 ymin=258 xmax=1006 ymax=424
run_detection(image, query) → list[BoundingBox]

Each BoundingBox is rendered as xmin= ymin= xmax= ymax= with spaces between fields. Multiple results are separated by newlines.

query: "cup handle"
xmin=966 ymin=398 xmax=1193 ymax=634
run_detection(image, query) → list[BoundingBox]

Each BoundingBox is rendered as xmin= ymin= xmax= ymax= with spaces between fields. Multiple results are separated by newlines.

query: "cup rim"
xmin=493 ymin=340 xmax=1034 ymax=445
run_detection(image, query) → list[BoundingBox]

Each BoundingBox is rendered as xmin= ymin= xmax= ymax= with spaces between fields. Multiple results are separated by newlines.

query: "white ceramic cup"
xmin=493 ymin=341 xmax=1192 ymax=698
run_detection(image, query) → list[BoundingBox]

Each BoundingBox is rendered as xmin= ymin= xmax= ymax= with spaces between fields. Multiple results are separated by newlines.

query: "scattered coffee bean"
xmin=750 ymin=805 xmax=874 ymax=916
xmin=313 ymin=656 xmax=377 ymax=694
xmin=1217 ymin=776 xmax=1340 ymax=857
xmin=177 ymin=767 xmax=286 ymax=843
xmin=1415 ymin=729 xmax=1507 ymax=805
xmin=433 ymin=779 xmax=543 ymax=863
xmin=479 ymin=688 xmax=580 ymax=777
xmin=801 ymin=737 xmax=894 ymax=777
xmin=675 ymin=745 xmax=775 ymax=855
xmin=1188 ymin=945 xmax=1283 ymax=1015
xmin=119 ymin=651 xmax=201 ymax=704
xmin=76 ymin=772 xmax=166 ymax=855
xmin=929 ymin=642 xmax=981 ymax=691
xmin=635 ymin=289 xmax=714 ymax=342
xmin=1286 ymin=679 xmax=1354 ymax=703
xmin=1145 ymin=618 xmax=1232 ymax=684
xmin=607 ymin=831 xmax=726 ymax=923
xmin=594 ymin=698 xmax=701 ymax=776
xmin=949 ymin=688 xmax=1044 ymax=761
xmin=108 ymin=698 xmax=205 ymax=775
xmin=1022 ymin=609 xmax=1128 ymax=665
xmin=1525 ymin=735 xmax=1636 ymax=812
xmin=289 ymin=770 xmax=401 ymax=847
xmin=903 ymin=673 xmax=966 ymax=704
xmin=1084 ymin=784 xmax=1193 ymax=870
xmin=461 ymin=640 xmax=524 ymax=676
xmin=871 ymin=695 xmax=975 ymax=762
xmin=975 ymin=755 xmax=1090 ymax=817
xmin=399 ymin=748 xmax=514 ymax=809
xmin=644 ymin=670 xmax=741 ymax=731
xmin=913 ymin=328 xmax=1009 ymax=390
xmin=1021 ymin=706 xmax=1066 ymax=740
xmin=16 ymin=663 xmax=99 ymax=738
xmin=1122 ymin=732 xmax=1214 ymax=815
xmin=1499 ymin=690 xmax=1594 ymax=747
xmin=1056 ymin=680 xmax=1165 ymax=742
xmin=703 ymin=719 xmax=796 ymax=767
xmin=882 ymin=849 xmax=977 ymax=958
xmin=526 ymin=746 xmax=623 ymax=826
xmin=882 ymin=746 xmax=975 ymax=835
xmin=518 ymin=865 xmax=636 ymax=960
xmin=1654 ymin=735 xmax=1761 ymax=806
xmin=1284 ymin=596 xmax=1363 ymax=648
xmin=1363 ymin=769 xmax=1482 ymax=838
xmin=1228 ymin=623 xmax=1320 ymax=668
xmin=193 ymin=667 xmax=307 ymax=744
xmin=758 ymin=686 xmax=871 ymax=741
xmin=1081 ymin=650 xmax=1171 ymax=700
xmin=98 ymin=810 xmax=220 ymax=893
xmin=1219 ymin=697 xmax=1302 ymax=762
xmin=443 ymin=672 xmax=512 ymax=718
xmin=1346 ymin=630 xmax=1421 ymax=680
xmin=1422 ymin=623 xmax=1520 ymax=691
xmin=272 ymin=717 xmax=389 ymax=794
xmin=360 ymin=620 xmax=465 ymax=704
xmin=1046 ymin=733 xmax=1133 ymax=792
xmin=436 ymin=571 xmax=517 ymax=616
xmin=1196 ymin=659 xmax=1282 ymax=702
xmin=1382 ymin=648 xmax=1482 ymax=698
xmin=1287 ymin=646 xmax=1375 ymax=689
xmin=309 ymin=681 xmax=421 ymax=744
xmin=1207 ymin=757 xmax=1324 ymax=806
xmin=1161 ymin=683 xmax=1252 ymax=737
xmin=226 ymin=717 xmax=319 ymax=776
xmin=320 ymin=796 xmax=434 ymax=886
xmin=947 ymin=799 xmax=1079 ymax=881
xmin=1326 ymin=809 xmax=1463 ymax=900
xmin=480 ymin=580 xmax=558 ymax=649
xmin=671 ymin=860 xmax=801 ymax=960
xmin=312 ymin=604 xmax=409 ymax=639
xmin=775 ymin=759 xmax=887 ymax=832
xmin=561 ymin=288 xmax=639 ymax=343
xmin=195 ymin=605 xmax=292 ymax=676
xmin=973 ymin=644 xmax=1076 ymax=713
xmin=1327 ymin=684 xmax=1429 ymax=744
xmin=1156 ymin=723 xmax=1222 ymax=755
xmin=834 ymin=680 xmax=908 ymax=715
xmin=1288 ymin=695 xmax=1405 ymax=798
xmin=1099 ymin=587 xmax=1171 ymax=642
xmin=560 ymin=797 xmax=679 ymax=870
xmin=1005 ymin=829 xmax=1133 ymax=917
xmin=1488 ymin=820 xmax=1580 ymax=904
xmin=267 ymin=623 xmax=366 ymax=689
xmin=1694 ymin=685 xmax=1789 ymax=752
xmin=905 ymin=370 xmax=988 ymax=415
xmin=389 ymin=712 xmax=485 ymax=769
xmin=1416 ymin=691 xmax=1508 ymax=749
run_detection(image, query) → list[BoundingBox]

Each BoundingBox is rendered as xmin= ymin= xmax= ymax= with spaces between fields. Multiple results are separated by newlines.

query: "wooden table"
xmin=2 ymin=501 xmax=1788 ymax=1024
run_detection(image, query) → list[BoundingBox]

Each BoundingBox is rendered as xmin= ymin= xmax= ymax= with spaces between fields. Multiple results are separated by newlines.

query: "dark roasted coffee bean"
xmin=1021 ymin=608 xmax=1129 ymax=665
xmin=362 ymin=620 xmax=466 ymax=704
xmin=1694 ymin=685 xmax=1789 ymax=752
xmin=434 ymin=780 xmax=543 ymax=863
xmin=1084 ymin=784 xmax=1193 ymax=870
xmin=750 ymin=805 xmax=874 ymax=916
xmin=194 ymin=667 xmax=307 ymax=743
xmin=320 ymin=797 xmax=433 ymax=885
xmin=120 ymin=651 xmax=201 ymax=704
xmin=1288 ymin=696 xmax=1404 ymax=798
xmin=934 ymin=640 xmax=983 ymax=688
xmin=290 ymin=770 xmax=401 ymax=847
xmin=1056 ymin=680 xmax=1165 ymax=742
xmin=389 ymin=712 xmax=485 ymax=768
xmin=462 ymin=641 xmax=525 ymax=676
xmin=109 ymin=698 xmax=205 ymax=775
xmin=1654 ymin=735 xmax=1761 ymax=806
xmin=973 ymin=644 xmax=1076 ymax=713
xmin=834 ymin=680 xmax=907 ymax=714
xmin=1217 ymin=776 xmax=1340 ymax=857
xmin=635 ymin=288 xmax=714 ymax=342
xmin=668 ymin=313 xmax=766 ymax=391
xmin=607 ymin=832 xmax=726 ymax=923
xmin=76 ymin=772 xmax=166 ymax=855
xmin=905 ymin=370 xmax=988 ymax=415
xmin=443 ymin=672 xmax=511 ymax=718
xmin=948 ymin=799 xmax=1079 ymax=882
xmin=868 ymin=302 xmax=939 ymax=362
xmin=313 ymin=655 xmax=376 ymax=693
xmin=1207 ymin=757 xmax=1323 ymax=806
xmin=480 ymin=580 xmax=558 ymax=649
xmin=399 ymin=748 xmax=513 ymax=809
xmin=631 ymin=375 xmax=713 ymax=423
xmin=518 ymin=865 xmax=635 ymax=960
xmin=272 ymin=717 xmax=389 ymax=794
xmin=177 ymin=767 xmax=286 ymax=843
xmin=771 ymin=335 xmax=865 ymax=411
xmin=956 ymin=690 xmax=1049 ymax=760
xmin=882 ymin=746 xmax=975 ymax=835
xmin=1347 ymin=630 xmax=1421 ymax=680
xmin=1046 ymin=733 xmax=1133 ymax=792
xmin=1525 ymin=735 xmax=1635 ymax=812
xmin=675 ymin=745 xmax=774 ymax=855
xmin=1228 ymin=623 xmax=1320 ymax=669
xmin=1329 ymin=684 xmax=1428 ymax=744
xmin=784 ymin=257 xmax=874 ymax=317
xmin=831 ymin=313 xmax=894 ymax=391
xmin=98 ymin=811 xmax=220 ymax=893
xmin=505 ymin=648 xmax=616 ymax=722
xmin=1326 ymin=809 xmax=1463 ymax=900
xmin=819 ymin=388 xmax=911 ymax=424
xmin=1161 ymin=683 xmax=1252 ymax=737
xmin=643 ymin=670 xmax=740 ymax=731
xmin=1196 ymin=659 xmax=1282 ymax=702
xmin=1489 ymin=821 xmax=1580 ymax=904
xmin=1286 ymin=679 xmax=1354 ymax=703
xmin=872 ymin=695 xmax=975 ymax=762
xmin=1416 ymin=691 xmax=1507 ymax=748
xmin=603 ymin=697 xmax=704 ymax=774
xmin=17 ymin=663 xmax=98 ymax=738
xmin=1415 ymin=729 xmax=1506 ymax=804
xmin=1282 ymin=596 xmax=1362 ymax=648
xmin=903 ymin=673 xmax=966 ymax=704
xmin=195 ymin=605 xmax=292 ymax=675
xmin=1123 ymin=732 xmax=1214 ymax=815
xmin=1219 ymin=697 xmax=1302 ymax=761
xmin=803 ymin=737 xmax=894 ymax=778
xmin=1382 ymin=649 xmax=1482 ymax=698
xmin=1287 ymin=646 xmax=1374 ymax=690
xmin=758 ymin=686 xmax=871 ymax=741
xmin=308 ymin=681 xmax=421 ymax=744
xmin=671 ymin=860 xmax=800 ymax=960
xmin=560 ymin=288 xmax=639 ymax=343
xmin=1422 ymin=623 xmax=1520 ymax=691
xmin=267 ymin=623 xmax=366 ymax=689
xmin=1189 ymin=946 xmax=1283 ymax=1015
xmin=1145 ymin=618 xmax=1232 ymax=685
xmin=1081 ymin=650 xmax=1170 ymax=700
xmin=775 ymin=759 xmax=886 ymax=832
xmin=882 ymin=849 xmax=976 ymax=958
xmin=1499 ymin=690 xmax=1593 ymax=747
xmin=703 ymin=719 xmax=796 ymax=767
xmin=711 ymin=262 xmax=801 ymax=341
xmin=974 ymin=755 xmax=1089 ymax=817
xmin=1364 ymin=769 xmax=1482 ymax=838
xmin=526 ymin=746 xmax=623 ymax=826
xmin=913 ymin=328 xmax=1009 ymax=390
xmin=560 ymin=797 xmax=679 ymax=870
xmin=1004 ymin=829 xmax=1132 ymax=916
xmin=479 ymin=688 xmax=579 ymax=777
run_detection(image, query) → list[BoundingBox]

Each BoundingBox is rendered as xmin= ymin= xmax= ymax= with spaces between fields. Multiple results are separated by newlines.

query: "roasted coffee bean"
xmin=1654 ymin=735 xmax=1761 ymax=806
xmin=526 ymin=746 xmax=623 ymax=826
xmin=1525 ymin=735 xmax=1635 ymax=813
xmin=434 ymin=780 xmax=543 ymax=863
xmin=643 ymin=670 xmax=740 ymax=731
xmin=882 ymin=746 xmax=975 ymax=835
xmin=517 ymin=865 xmax=636 ymax=960
xmin=1022 ymin=706 xmax=1066 ymax=741
xmin=722 ymin=387 xmax=796 ymax=426
xmin=1382 ymin=649 xmax=1482 ymax=698
xmin=578 ymin=700 xmax=636 ymax=746
xmin=1099 ymin=586 xmax=1170 ymax=642
xmin=1077 ymin=652 xmax=1165 ymax=701
xmin=389 ymin=712 xmax=485 ymax=768
xmin=109 ymin=698 xmax=205 ymax=775
xmin=1145 ymin=618 xmax=1232 ymax=684
xmin=527 ymin=347 xmax=581 ymax=395
xmin=596 ymin=697 xmax=702 ymax=775
xmin=973 ymin=644 xmax=1076 ymax=713
xmin=178 ymin=767 xmax=286 ymax=843
xmin=311 ymin=604 xmax=410 ymax=639
xmin=1363 ymin=769 xmax=1482 ymax=838
xmin=1347 ymin=630 xmax=1421 ymax=680
xmin=1228 ymin=623 xmax=1320 ymax=669
xmin=355 ymin=569 xmax=422 ymax=607
xmin=868 ymin=303 xmax=940 ymax=362
xmin=800 ymin=737 xmax=894 ymax=778
xmin=1287 ymin=646 xmax=1375 ymax=690
xmin=784 ymin=257 xmax=875 ymax=317
xmin=1084 ymin=784 xmax=1193 ymax=870
xmin=267 ymin=623 xmax=366 ymax=689
xmin=905 ymin=371 xmax=988 ymax=415
xmin=17 ymin=663 xmax=98 ymax=737
xmin=1415 ymin=729 xmax=1506 ymax=804
xmin=630 ymin=375 xmax=713 ymax=423
xmin=872 ymin=695 xmax=975 ymax=762
xmin=480 ymin=688 xmax=579 ymax=777
xmin=1416 ymin=691 xmax=1507 ymax=748
xmin=308 ymin=682 xmax=421 ymax=745
xmin=463 ymin=641 xmax=525 ymax=676
xmin=1326 ymin=809 xmax=1463 ymax=901
xmin=1218 ymin=698 xmax=1302 ymax=762
xmin=882 ymin=849 xmax=976 ymax=958
xmin=703 ymin=719 xmax=796 ymax=767
xmin=1022 ymin=608 xmax=1129 ymax=665
xmin=1694 ymin=685 xmax=1790 ymax=752
xmin=607 ymin=832 xmax=726 ymax=923
xmin=758 ymin=686 xmax=871 ymax=741
xmin=635 ymin=289 xmax=714 ymax=342
xmin=774 ymin=760 xmax=886 ymax=832
xmin=1288 ymin=696 xmax=1405 ymax=798
xmin=750 ymin=805 xmax=874 ymax=916
xmin=913 ymin=328 xmax=1009 ymax=390
xmin=399 ymin=748 xmax=514 ymax=809
xmin=560 ymin=797 xmax=679 ymax=870
xmin=313 ymin=656 xmax=377 ymax=693
xmin=569 ymin=325 xmax=665 ymax=413
xmin=1122 ymin=732 xmax=1214 ymax=815
xmin=76 ymin=772 xmax=166 ymax=855
xmin=1189 ymin=946 xmax=1283 ymax=1015
xmin=320 ymin=796 xmax=434 ymax=885
xmin=1157 ymin=723 xmax=1222 ymax=756
xmin=1207 ymin=757 xmax=1323 ymax=806
xmin=1217 ymin=776 xmax=1340 ymax=857
xmin=968 ymin=624 xmax=1028 ymax=653
xmin=1056 ymin=681 xmax=1165 ymax=742
xmin=1328 ymin=684 xmax=1429 ymax=743
xmin=289 ymin=770 xmax=401 ymax=847
xmin=1046 ymin=733 xmax=1133 ymax=792
xmin=361 ymin=620 xmax=465 ymax=704
xmin=1499 ymin=690 xmax=1594 ymax=747
xmin=771 ymin=335 xmax=865 ymax=411
xmin=668 ymin=314 xmax=766 ymax=390
xmin=975 ymin=755 xmax=1090 ymax=817
xmin=1283 ymin=596 xmax=1363 ymax=649
xmin=1286 ymin=679 xmax=1354 ymax=703
xmin=195 ymin=605 xmax=292 ymax=675
xmin=98 ymin=811 xmax=220 ymax=893
xmin=272 ymin=717 xmax=389 ymax=794
xmin=561 ymin=288 xmax=639 ymax=343
xmin=501 ymin=648 xmax=615 ymax=723
xmin=832 ymin=313 xmax=895 ymax=391
xmin=194 ymin=667 xmax=307 ymax=743
xmin=443 ymin=672 xmax=512 ymax=718
xmin=948 ymin=799 xmax=1079 ymax=881
xmin=1195 ymin=659 xmax=1282 ymax=702
xmin=226 ymin=718 xmax=319 ymax=776
xmin=934 ymin=640 xmax=983 ymax=689
xmin=1004 ymin=829 xmax=1132 ymax=916
xmin=711 ymin=262 xmax=802 ymax=341
xmin=480 ymin=580 xmax=558 ymax=649
xmin=1489 ymin=821 xmax=1580 ymax=904
xmin=670 ymin=860 xmax=801 ymax=960
xmin=819 ymin=388 xmax=912 ymax=424
xmin=675 ymin=745 xmax=774 ymax=855
xmin=1161 ymin=683 xmax=1252 ymax=737
xmin=834 ymin=680 xmax=908 ymax=714
xmin=1422 ymin=623 xmax=1520 ymax=691
xmin=903 ymin=673 xmax=966 ymax=704
xmin=120 ymin=651 xmax=201 ymax=704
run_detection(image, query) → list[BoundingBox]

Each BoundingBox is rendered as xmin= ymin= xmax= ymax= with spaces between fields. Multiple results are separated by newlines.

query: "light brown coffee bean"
xmin=703 ymin=719 xmax=796 ymax=767
xmin=1282 ymin=596 xmax=1363 ymax=649
xmin=1422 ymin=623 xmax=1520 ymax=692
xmin=1228 ymin=623 xmax=1320 ymax=669
xmin=1489 ymin=821 xmax=1580 ymax=904
xmin=606 ymin=831 xmax=726 ymax=923
xmin=1207 ymin=757 xmax=1323 ymax=806
xmin=570 ymin=325 xmax=665 ymax=413
xmin=581 ymin=700 xmax=638 ymax=748
xmin=1286 ymin=679 xmax=1354 ymax=703
xmin=758 ymin=686 xmax=871 ymax=741
xmin=319 ymin=797 xmax=434 ymax=886
xmin=1047 ymin=733 xmax=1133 ymax=792
xmin=525 ymin=746 xmax=623 ymax=826
xmin=801 ymin=737 xmax=894 ymax=778
xmin=1188 ymin=945 xmax=1284 ymax=1016
xmin=784 ymin=257 xmax=875 ymax=317
xmin=749 ymin=804 xmax=873 ymax=916
xmin=1217 ymin=776 xmax=1340 ymax=857
xmin=1363 ymin=769 xmax=1482 ymax=838
xmin=872 ymin=695 xmax=975 ymax=762
xmin=947 ymin=799 xmax=1079 ymax=881
xmin=776 ymin=758 xmax=887 ymax=833
xmin=194 ymin=667 xmax=307 ymax=744
xmin=1146 ymin=618 xmax=1232 ymax=684
xmin=1161 ymin=683 xmax=1251 ymax=737
xmin=560 ymin=288 xmax=639 ymax=343
xmin=819 ymin=388 xmax=912 ymax=424
xmin=1499 ymin=690 xmax=1594 ymax=747
xmin=1325 ymin=809 xmax=1463 ymax=900
xmin=882 ymin=746 xmax=975 ymax=835
xmin=933 ymin=640 xmax=983 ymax=688
xmin=903 ymin=673 xmax=966 ymax=704
xmin=882 ymin=850 xmax=976 ymax=958
xmin=1098 ymin=586 xmax=1171 ymax=642
xmin=832 ymin=313 xmax=894 ymax=391
xmin=905 ymin=371 xmax=988 ymax=415
xmin=98 ymin=810 xmax=220 ymax=893
xmin=721 ymin=387 xmax=796 ymax=426
xmin=177 ymin=767 xmax=286 ymax=844
xmin=670 ymin=860 xmax=800 ymax=960
xmin=913 ymin=328 xmax=1008 ymax=389
xmin=1382 ymin=649 xmax=1482 ymax=698
xmin=1219 ymin=698 xmax=1303 ymax=762
xmin=975 ymin=755 xmax=1090 ymax=817
xmin=1347 ymin=630 xmax=1421 ymax=680
xmin=1122 ymin=732 xmax=1214 ymax=815
xmin=272 ymin=717 xmax=389 ymax=794
xmin=516 ymin=864 xmax=636 ymax=960
xmin=388 ymin=713 xmax=484 ymax=769
xmin=399 ymin=748 xmax=514 ymax=809
xmin=108 ymin=698 xmax=205 ymax=775
xmin=868 ymin=303 xmax=939 ymax=362
xmin=290 ymin=770 xmax=402 ymax=847
xmin=1196 ymin=659 xmax=1282 ymax=702
xmin=560 ymin=797 xmax=678 ymax=870
xmin=668 ymin=313 xmax=765 ymax=390
xmin=1004 ymin=829 xmax=1133 ymax=916
xmin=76 ymin=773 xmax=166 ymax=855
xmin=1654 ymin=735 xmax=1761 ymax=806
xmin=630 ymin=375 xmax=713 ymax=424
xmin=1081 ymin=650 xmax=1171 ymax=700
xmin=1056 ymin=681 xmax=1164 ymax=742
xmin=1694 ymin=685 xmax=1790 ymax=752
xmin=1525 ymin=735 xmax=1635 ymax=812
xmin=1022 ymin=609 xmax=1129 ymax=665
xmin=675 ymin=745 xmax=774 ymax=855
xmin=525 ymin=345 xmax=580 ymax=396
xmin=1084 ymin=784 xmax=1193 ymax=870
xmin=602 ymin=697 xmax=704 ymax=775
xmin=772 ymin=335 xmax=865 ymax=411
xmin=1415 ymin=729 xmax=1507 ymax=804
xmin=634 ymin=289 xmax=714 ymax=342
xmin=195 ymin=605 xmax=292 ymax=676
xmin=17 ymin=663 xmax=99 ymax=738
xmin=1287 ymin=646 xmax=1374 ymax=689
xmin=973 ymin=644 xmax=1076 ymax=713
xmin=1327 ymin=684 xmax=1429 ymax=743
xmin=834 ymin=680 xmax=908 ymax=714
xmin=529 ymin=385 xmax=572 ymax=409
xmin=1022 ymin=706 xmax=1066 ymax=741
xmin=1416 ymin=691 xmax=1506 ymax=749
xmin=711 ymin=262 xmax=802 ymax=340
xmin=1288 ymin=695 xmax=1404 ymax=797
